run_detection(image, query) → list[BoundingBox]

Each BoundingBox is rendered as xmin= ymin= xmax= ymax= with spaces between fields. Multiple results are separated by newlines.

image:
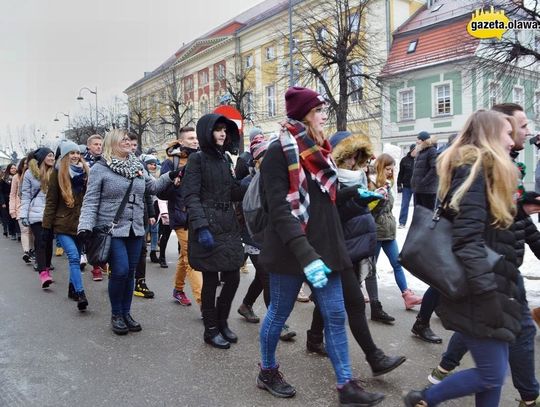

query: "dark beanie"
xmin=33 ymin=147 xmax=53 ymax=167
xmin=329 ymin=131 xmax=352 ymax=150
xmin=285 ymin=87 xmax=325 ymax=121
xmin=417 ymin=131 xmax=430 ymax=141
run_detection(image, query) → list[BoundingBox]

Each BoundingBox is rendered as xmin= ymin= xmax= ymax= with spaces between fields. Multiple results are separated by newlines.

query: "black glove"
xmin=77 ymin=229 xmax=92 ymax=246
xmin=397 ymin=185 xmax=403 ymax=193
xmin=41 ymin=228 xmax=54 ymax=241
xmin=477 ymin=291 xmax=504 ymax=329
xmin=168 ymin=168 xmax=182 ymax=180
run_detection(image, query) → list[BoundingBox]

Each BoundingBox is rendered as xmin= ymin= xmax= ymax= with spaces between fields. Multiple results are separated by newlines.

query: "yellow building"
xmin=124 ymin=0 xmax=423 ymax=152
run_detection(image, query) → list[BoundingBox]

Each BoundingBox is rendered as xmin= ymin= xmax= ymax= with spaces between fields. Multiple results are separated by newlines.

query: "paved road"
xmin=0 ymin=233 xmax=538 ymax=407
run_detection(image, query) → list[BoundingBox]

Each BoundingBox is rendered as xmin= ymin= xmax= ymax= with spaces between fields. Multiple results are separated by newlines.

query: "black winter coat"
xmin=411 ymin=145 xmax=438 ymax=194
xmin=259 ymin=140 xmax=352 ymax=275
xmin=161 ymin=156 xmax=189 ymax=229
xmin=336 ymin=185 xmax=377 ymax=262
xmin=397 ymin=153 xmax=414 ymax=189
xmin=183 ymin=114 xmax=245 ymax=273
xmin=436 ymin=166 xmax=522 ymax=343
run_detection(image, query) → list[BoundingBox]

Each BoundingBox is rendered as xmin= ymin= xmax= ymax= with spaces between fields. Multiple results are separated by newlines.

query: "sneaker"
xmin=279 ymin=324 xmax=297 ymax=341
xmin=39 ymin=270 xmax=53 ymax=289
xmin=237 ymin=303 xmax=260 ymax=323
xmin=80 ymin=254 xmax=87 ymax=271
xmin=256 ymin=364 xmax=296 ymax=398
xmin=172 ymin=289 xmax=191 ymax=306
xmin=428 ymin=366 xmax=451 ymax=385
xmin=296 ymin=285 xmax=310 ymax=302
xmin=91 ymin=266 xmax=103 ymax=281
xmin=159 ymin=258 xmax=168 ymax=268
xmin=134 ymin=279 xmax=154 ymax=299
xmin=55 ymin=247 xmax=64 ymax=257
xmin=403 ymin=390 xmax=428 ymax=407
xmin=398 ymin=224 xmax=406 ymax=229
xmin=517 ymin=396 xmax=540 ymax=406
xmin=22 ymin=252 xmax=32 ymax=264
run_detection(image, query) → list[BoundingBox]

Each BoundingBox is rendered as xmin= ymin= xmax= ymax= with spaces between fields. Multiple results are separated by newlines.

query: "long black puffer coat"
xmin=182 ymin=114 xmax=245 ymax=273
xmin=411 ymin=143 xmax=438 ymax=194
xmin=436 ymin=165 xmax=522 ymax=343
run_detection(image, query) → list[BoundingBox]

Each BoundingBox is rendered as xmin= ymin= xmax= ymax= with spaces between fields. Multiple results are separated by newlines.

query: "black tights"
xmin=29 ymin=222 xmax=52 ymax=271
xmin=242 ymin=254 xmax=270 ymax=308
xmin=158 ymin=223 xmax=171 ymax=259
xmin=201 ymin=270 xmax=240 ymax=321
xmin=310 ymin=264 xmax=378 ymax=357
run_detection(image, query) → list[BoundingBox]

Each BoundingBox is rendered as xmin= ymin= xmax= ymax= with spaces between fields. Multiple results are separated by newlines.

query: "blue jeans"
xmin=441 ymin=275 xmax=538 ymax=401
xmin=398 ymin=187 xmax=413 ymax=226
xmin=149 ymin=223 xmax=158 ymax=251
xmin=108 ymin=236 xmax=143 ymax=316
xmin=425 ymin=332 xmax=509 ymax=407
xmin=260 ymin=272 xmax=351 ymax=385
xmin=56 ymin=234 xmax=84 ymax=292
xmin=375 ymin=240 xmax=408 ymax=292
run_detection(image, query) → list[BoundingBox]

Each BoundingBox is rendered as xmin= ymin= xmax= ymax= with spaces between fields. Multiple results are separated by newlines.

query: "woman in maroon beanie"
xmin=256 ymin=87 xmax=384 ymax=406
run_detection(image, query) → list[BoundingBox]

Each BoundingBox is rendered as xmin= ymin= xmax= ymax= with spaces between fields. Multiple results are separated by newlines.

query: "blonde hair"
xmin=58 ymin=153 xmax=89 ymax=208
xmin=437 ymin=110 xmax=517 ymax=228
xmin=373 ymin=153 xmax=395 ymax=188
xmin=102 ymin=129 xmax=128 ymax=163
xmin=39 ymin=156 xmax=54 ymax=193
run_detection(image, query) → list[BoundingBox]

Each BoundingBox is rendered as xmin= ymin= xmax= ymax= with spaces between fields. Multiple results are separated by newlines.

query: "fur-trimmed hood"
xmin=331 ymin=133 xmax=373 ymax=169
xmin=27 ymin=158 xmax=41 ymax=180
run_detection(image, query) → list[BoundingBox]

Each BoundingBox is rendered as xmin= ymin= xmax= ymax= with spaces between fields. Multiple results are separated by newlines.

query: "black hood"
xmin=196 ymin=113 xmax=239 ymax=156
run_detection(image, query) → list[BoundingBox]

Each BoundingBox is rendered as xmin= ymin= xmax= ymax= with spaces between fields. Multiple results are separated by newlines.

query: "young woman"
xmin=78 ymin=129 xmax=177 ymax=335
xmin=366 ymin=153 xmax=422 ymax=311
xmin=20 ymin=148 xmax=55 ymax=288
xmin=182 ymin=113 xmax=245 ymax=350
xmin=9 ymin=157 xmax=34 ymax=264
xmin=1 ymin=163 xmax=19 ymax=240
xmin=257 ymin=87 xmax=384 ymax=406
xmin=142 ymin=154 xmax=160 ymax=263
xmin=404 ymin=110 xmax=523 ymax=406
xmin=42 ymin=141 xmax=90 ymax=311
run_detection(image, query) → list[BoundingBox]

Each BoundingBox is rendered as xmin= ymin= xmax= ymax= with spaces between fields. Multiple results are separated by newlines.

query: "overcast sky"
xmin=0 ymin=0 xmax=262 ymax=146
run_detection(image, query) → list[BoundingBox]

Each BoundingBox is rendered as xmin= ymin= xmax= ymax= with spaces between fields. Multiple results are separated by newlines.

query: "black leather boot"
xmin=370 ymin=300 xmax=395 ymax=324
xmin=338 ymin=379 xmax=385 ymax=406
xmin=76 ymin=291 xmax=88 ymax=311
xmin=306 ymin=329 xmax=327 ymax=356
xmin=366 ymin=349 xmax=406 ymax=377
xmin=111 ymin=315 xmax=129 ymax=335
xmin=202 ymin=309 xmax=230 ymax=349
xmin=412 ymin=317 xmax=442 ymax=344
xmin=257 ymin=364 xmax=296 ymax=398
xmin=149 ymin=250 xmax=159 ymax=263
xmin=217 ymin=299 xmax=237 ymax=343
xmin=159 ymin=257 xmax=168 ymax=268
xmin=68 ymin=283 xmax=78 ymax=301
xmin=123 ymin=314 xmax=142 ymax=332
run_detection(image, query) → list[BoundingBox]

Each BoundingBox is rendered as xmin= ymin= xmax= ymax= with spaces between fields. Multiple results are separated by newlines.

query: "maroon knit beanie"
xmin=285 ymin=87 xmax=325 ymax=121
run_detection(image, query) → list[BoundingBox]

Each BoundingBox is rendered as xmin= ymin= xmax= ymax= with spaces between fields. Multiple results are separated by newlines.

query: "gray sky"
xmin=0 ymin=0 xmax=262 ymax=146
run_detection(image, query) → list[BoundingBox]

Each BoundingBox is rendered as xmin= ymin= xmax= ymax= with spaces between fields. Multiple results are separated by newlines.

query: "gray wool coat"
xmin=78 ymin=159 xmax=172 ymax=237
xmin=20 ymin=169 xmax=46 ymax=224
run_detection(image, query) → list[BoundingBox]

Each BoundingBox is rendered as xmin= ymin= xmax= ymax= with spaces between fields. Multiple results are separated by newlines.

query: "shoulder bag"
xmin=86 ymin=179 xmax=134 ymax=265
xmin=398 ymin=196 xmax=502 ymax=301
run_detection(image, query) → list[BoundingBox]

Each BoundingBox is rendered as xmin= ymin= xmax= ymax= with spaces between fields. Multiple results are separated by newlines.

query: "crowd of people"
xmin=1 ymin=86 xmax=540 ymax=406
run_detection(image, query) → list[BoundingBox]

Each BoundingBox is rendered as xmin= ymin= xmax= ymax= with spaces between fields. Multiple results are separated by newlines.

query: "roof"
xmin=380 ymin=1 xmax=482 ymax=77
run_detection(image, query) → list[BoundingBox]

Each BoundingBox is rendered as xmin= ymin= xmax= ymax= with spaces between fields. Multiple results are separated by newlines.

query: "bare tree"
xmin=101 ymin=97 xmax=128 ymax=132
xmin=281 ymin=0 xmax=383 ymax=131
xmin=221 ymin=59 xmax=256 ymax=121
xmin=128 ymin=94 xmax=153 ymax=147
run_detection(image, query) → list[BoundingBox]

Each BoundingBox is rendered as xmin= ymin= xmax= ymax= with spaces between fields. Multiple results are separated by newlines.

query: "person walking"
xmin=1 ymin=163 xmax=19 ymax=240
xmin=404 ymin=109 xmax=524 ymax=407
xmin=9 ymin=157 xmax=34 ymax=264
xmin=42 ymin=141 xmax=90 ymax=311
xmin=256 ymin=87 xmax=384 ymax=405
xmin=411 ymin=131 xmax=438 ymax=210
xmin=397 ymin=144 xmax=415 ymax=228
xmin=78 ymin=129 xmax=177 ymax=335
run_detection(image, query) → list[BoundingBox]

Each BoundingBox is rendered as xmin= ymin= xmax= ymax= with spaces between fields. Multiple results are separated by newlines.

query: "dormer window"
xmin=407 ymin=39 xmax=418 ymax=53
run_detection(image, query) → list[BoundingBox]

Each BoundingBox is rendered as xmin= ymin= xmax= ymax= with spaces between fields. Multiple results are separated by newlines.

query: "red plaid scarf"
xmin=279 ymin=119 xmax=338 ymax=230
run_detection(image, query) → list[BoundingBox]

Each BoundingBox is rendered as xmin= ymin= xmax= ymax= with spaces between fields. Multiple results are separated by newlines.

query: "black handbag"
xmin=86 ymin=179 xmax=134 ymax=265
xmin=398 ymin=197 xmax=502 ymax=301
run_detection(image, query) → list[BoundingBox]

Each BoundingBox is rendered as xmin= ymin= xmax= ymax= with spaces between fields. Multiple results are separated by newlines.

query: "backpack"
xmin=242 ymin=171 xmax=267 ymax=243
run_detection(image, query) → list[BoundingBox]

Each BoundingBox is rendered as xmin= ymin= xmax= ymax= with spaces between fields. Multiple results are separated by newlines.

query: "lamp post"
xmin=288 ymin=0 xmax=294 ymax=87
xmin=76 ymin=86 xmax=98 ymax=129
xmin=53 ymin=112 xmax=71 ymax=129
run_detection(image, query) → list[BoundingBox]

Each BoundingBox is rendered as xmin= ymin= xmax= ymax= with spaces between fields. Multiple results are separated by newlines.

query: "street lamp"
xmin=76 ymin=86 xmax=98 ymax=129
xmin=53 ymin=112 xmax=71 ymax=129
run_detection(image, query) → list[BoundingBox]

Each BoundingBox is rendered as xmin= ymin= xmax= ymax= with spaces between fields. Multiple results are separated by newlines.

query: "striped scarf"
xmin=279 ymin=119 xmax=338 ymax=230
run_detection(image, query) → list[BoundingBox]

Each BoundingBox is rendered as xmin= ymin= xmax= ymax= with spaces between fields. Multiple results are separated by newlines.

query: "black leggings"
xmin=311 ymin=264 xmax=378 ymax=357
xmin=135 ymin=239 xmax=147 ymax=281
xmin=242 ymin=254 xmax=270 ymax=308
xmin=201 ymin=270 xmax=240 ymax=320
xmin=30 ymin=222 xmax=53 ymax=271
xmin=158 ymin=223 xmax=171 ymax=259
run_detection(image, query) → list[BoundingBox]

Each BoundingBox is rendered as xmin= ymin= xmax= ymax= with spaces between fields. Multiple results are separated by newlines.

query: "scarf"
xmin=107 ymin=153 xmax=144 ymax=179
xmin=69 ymin=164 xmax=86 ymax=195
xmin=337 ymin=168 xmax=367 ymax=188
xmin=279 ymin=119 xmax=338 ymax=230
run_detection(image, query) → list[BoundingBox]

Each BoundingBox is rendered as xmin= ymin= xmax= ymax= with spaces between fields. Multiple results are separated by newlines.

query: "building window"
xmin=434 ymin=83 xmax=452 ymax=116
xmin=199 ymin=70 xmax=209 ymax=86
xmin=216 ymin=64 xmax=225 ymax=80
xmin=349 ymin=62 xmax=363 ymax=102
xmin=245 ymin=54 xmax=253 ymax=68
xmin=398 ymin=89 xmax=414 ymax=121
xmin=317 ymin=27 xmax=328 ymax=42
xmin=199 ymin=98 xmax=209 ymax=116
xmin=349 ymin=13 xmax=360 ymax=32
xmin=489 ymin=82 xmax=501 ymax=108
xmin=244 ymin=91 xmax=255 ymax=117
xmin=266 ymin=85 xmax=276 ymax=117
xmin=185 ymin=77 xmax=194 ymax=91
xmin=407 ymin=39 xmax=418 ymax=53
xmin=186 ymin=104 xmax=194 ymax=124
xmin=535 ymin=91 xmax=540 ymax=119
xmin=513 ymin=86 xmax=524 ymax=107
xmin=265 ymin=46 xmax=275 ymax=60
xmin=535 ymin=35 xmax=540 ymax=53
xmin=317 ymin=69 xmax=329 ymax=97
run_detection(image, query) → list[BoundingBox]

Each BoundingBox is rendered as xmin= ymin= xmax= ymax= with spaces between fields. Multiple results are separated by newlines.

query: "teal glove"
xmin=21 ymin=217 xmax=30 ymax=227
xmin=356 ymin=188 xmax=384 ymax=205
xmin=303 ymin=259 xmax=331 ymax=288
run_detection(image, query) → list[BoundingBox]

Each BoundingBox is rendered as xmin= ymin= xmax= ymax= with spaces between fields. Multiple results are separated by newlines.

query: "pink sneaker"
xmin=91 ymin=266 xmax=103 ymax=281
xmin=173 ymin=289 xmax=192 ymax=306
xmin=402 ymin=289 xmax=423 ymax=310
xmin=39 ymin=270 xmax=53 ymax=289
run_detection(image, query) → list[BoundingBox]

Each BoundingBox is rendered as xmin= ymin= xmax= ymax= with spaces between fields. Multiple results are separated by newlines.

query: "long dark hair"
xmin=16 ymin=157 xmax=27 ymax=177
xmin=3 ymin=163 xmax=16 ymax=182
